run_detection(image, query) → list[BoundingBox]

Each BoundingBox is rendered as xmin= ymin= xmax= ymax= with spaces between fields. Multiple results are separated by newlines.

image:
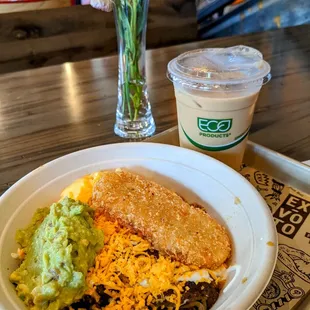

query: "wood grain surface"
xmin=0 ymin=24 xmax=310 ymax=195
xmin=0 ymin=4 xmax=197 ymax=74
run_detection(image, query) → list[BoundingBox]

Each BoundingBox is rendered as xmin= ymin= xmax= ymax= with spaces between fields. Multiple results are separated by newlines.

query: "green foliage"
xmin=115 ymin=0 xmax=146 ymax=121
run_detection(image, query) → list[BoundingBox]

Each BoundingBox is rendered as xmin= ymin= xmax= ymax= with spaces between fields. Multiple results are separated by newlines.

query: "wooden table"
xmin=0 ymin=24 xmax=309 ymax=195
xmin=0 ymin=4 xmax=197 ymax=74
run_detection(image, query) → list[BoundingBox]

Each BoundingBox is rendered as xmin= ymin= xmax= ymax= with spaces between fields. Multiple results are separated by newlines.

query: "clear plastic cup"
xmin=167 ymin=45 xmax=271 ymax=170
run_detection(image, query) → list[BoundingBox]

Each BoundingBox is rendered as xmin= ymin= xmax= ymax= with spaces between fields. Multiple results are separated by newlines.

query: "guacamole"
xmin=10 ymin=197 xmax=104 ymax=310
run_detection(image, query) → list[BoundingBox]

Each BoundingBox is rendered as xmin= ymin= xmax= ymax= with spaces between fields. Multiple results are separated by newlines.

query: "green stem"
xmin=134 ymin=106 xmax=138 ymax=121
xmin=131 ymin=0 xmax=137 ymax=59
xmin=115 ymin=0 xmax=146 ymax=121
xmin=124 ymin=55 xmax=132 ymax=120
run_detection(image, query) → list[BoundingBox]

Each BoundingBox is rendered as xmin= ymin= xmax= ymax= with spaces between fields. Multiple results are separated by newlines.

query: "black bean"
xmin=181 ymin=281 xmax=220 ymax=308
xmin=96 ymin=284 xmax=106 ymax=296
xmin=70 ymin=301 xmax=83 ymax=309
xmin=70 ymin=295 xmax=95 ymax=309
xmin=95 ymin=285 xmax=111 ymax=307
xmin=163 ymin=289 xmax=174 ymax=297
xmin=98 ymin=294 xmax=110 ymax=307
xmin=83 ymin=295 xmax=96 ymax=306
xmin=145 ymin=249 xmax=160 ymax=259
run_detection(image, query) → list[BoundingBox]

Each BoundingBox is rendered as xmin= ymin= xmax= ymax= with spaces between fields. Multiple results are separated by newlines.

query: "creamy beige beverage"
xmin=167 ymin=46 xmax=271 ymax=170
xmin=175 ymin=86 xmax=260 ymax=169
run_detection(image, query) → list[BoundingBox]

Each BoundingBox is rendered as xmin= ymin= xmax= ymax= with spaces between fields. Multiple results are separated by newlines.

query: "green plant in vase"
xmin=91 ymin=0 xmax=155 ymax=138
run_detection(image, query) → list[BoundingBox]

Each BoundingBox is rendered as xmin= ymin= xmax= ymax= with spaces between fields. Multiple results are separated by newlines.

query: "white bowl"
xmin=0 ymin=143 xmax=277 ymax=310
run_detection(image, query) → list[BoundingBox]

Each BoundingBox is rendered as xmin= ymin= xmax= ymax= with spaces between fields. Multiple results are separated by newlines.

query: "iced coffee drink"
xmin=167 ymin=46 xmax=271 ymax=170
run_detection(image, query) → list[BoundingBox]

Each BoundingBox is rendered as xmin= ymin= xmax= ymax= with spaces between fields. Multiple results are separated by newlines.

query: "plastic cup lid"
xmin=167 ymin=45 xmax=271 ymax=89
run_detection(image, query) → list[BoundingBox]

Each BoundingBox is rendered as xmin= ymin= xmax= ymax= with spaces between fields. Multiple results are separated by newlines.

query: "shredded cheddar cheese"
xmin=86 ymin=214 xmax=223 ymax=310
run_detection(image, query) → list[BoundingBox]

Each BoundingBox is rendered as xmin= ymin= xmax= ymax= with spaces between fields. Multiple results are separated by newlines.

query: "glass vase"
xmin=113 ymin=0 xmax=156 ymax=138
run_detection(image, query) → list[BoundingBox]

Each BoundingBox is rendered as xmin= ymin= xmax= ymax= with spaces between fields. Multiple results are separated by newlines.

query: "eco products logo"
xmin=197 ymin=118 xmax=232 ymax=133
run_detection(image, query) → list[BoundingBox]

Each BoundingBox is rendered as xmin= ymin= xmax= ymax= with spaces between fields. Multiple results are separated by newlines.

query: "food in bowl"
xmin=9 ymin=169 xmax=232 ymax=310
xmin=9 ymin=198 xmax=104 ymax=310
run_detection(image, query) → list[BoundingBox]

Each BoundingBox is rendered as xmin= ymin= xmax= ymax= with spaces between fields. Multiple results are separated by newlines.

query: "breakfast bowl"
xmin=0 ymin=142 xmax=277 ymax=310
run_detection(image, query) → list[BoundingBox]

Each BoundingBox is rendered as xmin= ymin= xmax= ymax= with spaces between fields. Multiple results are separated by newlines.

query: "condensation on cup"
xmin=167 ymin=45 xmax=271 ymax=170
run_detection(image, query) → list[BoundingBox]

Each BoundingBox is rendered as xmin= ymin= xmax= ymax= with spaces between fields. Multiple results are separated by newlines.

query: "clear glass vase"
xmin=113 ymin=0 xmax=156 ymax=138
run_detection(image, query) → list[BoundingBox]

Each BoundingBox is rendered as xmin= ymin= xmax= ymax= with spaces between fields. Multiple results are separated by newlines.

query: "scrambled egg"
xmin=61 ymin=172 xmax=104 ymax=203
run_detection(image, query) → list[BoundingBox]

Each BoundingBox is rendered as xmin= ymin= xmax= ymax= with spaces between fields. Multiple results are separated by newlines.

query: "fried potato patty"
xmin=92 ymin=169 xmax=231 ymax=269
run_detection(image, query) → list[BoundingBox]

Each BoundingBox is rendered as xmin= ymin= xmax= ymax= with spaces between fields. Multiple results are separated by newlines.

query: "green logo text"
xmin=197 ymin=118 xmax=232 ymax=133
